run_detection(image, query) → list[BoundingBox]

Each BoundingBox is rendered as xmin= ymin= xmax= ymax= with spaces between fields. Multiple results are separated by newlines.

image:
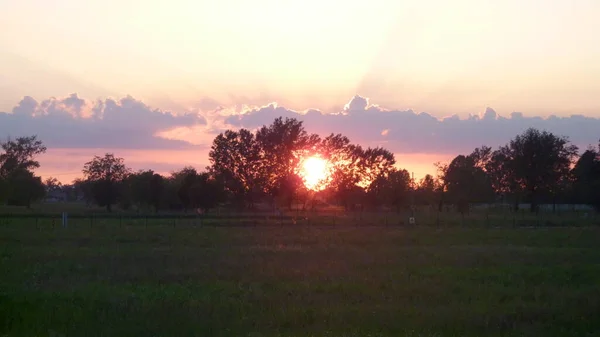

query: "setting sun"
xmin=298 ymin=156 xmax=331 ymax=191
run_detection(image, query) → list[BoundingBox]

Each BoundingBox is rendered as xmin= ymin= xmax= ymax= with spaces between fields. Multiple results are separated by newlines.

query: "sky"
xmin=1 ymin=0 xmax=600 ymax=183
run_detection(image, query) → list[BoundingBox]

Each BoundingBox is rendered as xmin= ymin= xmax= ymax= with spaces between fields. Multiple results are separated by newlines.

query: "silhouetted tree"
xmin=176 ymin=167 xmax=198 ymax=211
xmin=129 ymin=170 xmax=165 ymax=212
xmin=256 ymin=117 xmax=320 ymax=201
xmin=188 ymin=172 xmax=225 ymax=212
xmin=273 ymin=172 xmax=305 ymax=210
xmin=318 ymin=134 xmax=363 ymax=209
xmin=44 ymin=177 xmax=62 ymax=193
xmin=0 ymin=136 xmax=47 ymax=207
xmin=0 ymin=135 xmax=47 ymax=176
xmin=368 ymin=168 xmax=412 ymax=212
xmin=356 ymin=147 xmax=396 ymax=186
xmin=415 ymin=174 xmax=437 ymax=205
xmin=501 ymin=128 xmax=578 ymax=213
xmin=441 ymin=151 xmax=494 ymax=215
xmin=73 ymin=178 xmax=94 ymax=205
xmin=209 ymin=129 xmax=264 ymax=209
xmin=572 ymin=147 xmax=600 ymax=210
xmin=3 ymin=168 xmax=45 ymax=208
xmin=485 ymin=147 xmax=517 ymax=208
xmin=82 ymin=153 xmax=130 ymax=212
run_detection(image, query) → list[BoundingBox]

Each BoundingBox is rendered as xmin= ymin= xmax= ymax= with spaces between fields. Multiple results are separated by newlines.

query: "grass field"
xmin=1 ymin=223 xmax=600 ymax=336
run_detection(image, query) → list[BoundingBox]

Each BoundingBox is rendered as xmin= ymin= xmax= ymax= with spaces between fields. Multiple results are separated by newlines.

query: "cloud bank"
xmin=0 ymin=94 xmax=206 ymax=149
xmin=1 ymin=93 xmax=599 ymax=157
xmin=225 ymin=95 xmax=600 ymax=155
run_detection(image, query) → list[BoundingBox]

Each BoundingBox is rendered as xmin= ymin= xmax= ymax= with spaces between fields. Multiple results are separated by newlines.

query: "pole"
xmin=62 ymin=212 xmax=68 ymax=228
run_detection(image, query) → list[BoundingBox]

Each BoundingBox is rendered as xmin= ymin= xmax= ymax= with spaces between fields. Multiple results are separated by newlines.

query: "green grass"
xmin=1 ymin=223 xmax=600 ymax=336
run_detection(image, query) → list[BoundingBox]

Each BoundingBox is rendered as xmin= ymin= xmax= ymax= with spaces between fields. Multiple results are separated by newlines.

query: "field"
xmin=1 ymin=217 xmax=600 ymax=336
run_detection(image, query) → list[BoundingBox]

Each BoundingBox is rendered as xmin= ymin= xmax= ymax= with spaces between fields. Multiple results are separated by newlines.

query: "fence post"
xmin=62 ymin=212 xmax=68 ymax=228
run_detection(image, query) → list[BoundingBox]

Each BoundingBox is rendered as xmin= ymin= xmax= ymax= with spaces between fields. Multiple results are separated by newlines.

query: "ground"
xmin=1 ymin=224 xmax=600 ymax=336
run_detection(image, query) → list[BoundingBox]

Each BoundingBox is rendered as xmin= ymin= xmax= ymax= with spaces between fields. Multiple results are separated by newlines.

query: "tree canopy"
xmin=2 ymin=120 xmax=599 ymax=215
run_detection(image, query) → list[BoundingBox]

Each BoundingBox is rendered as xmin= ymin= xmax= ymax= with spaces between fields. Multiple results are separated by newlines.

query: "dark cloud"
xmin=225 ymin=95 xmax=600 ymax=155
xmin=0 ymin=94 xmax=207 ymax=149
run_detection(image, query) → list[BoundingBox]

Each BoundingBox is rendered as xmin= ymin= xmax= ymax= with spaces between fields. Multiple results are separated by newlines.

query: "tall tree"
xmin=209 ymin=129 xmax=264 ymax=209
xmin=318 ymin=134 xmax=363 ymax=208
xmin=502 ymin=128 xmax=578 ymax=212
xmin=0 ymin=135 xmax=47 ymax=177
xmin=486 ymin=147 xmax=516 ymax=207
xmin=367 ymin=168 xmax=412 ymax=212
xmin=129 ymin=170 xmax=165 ymax=212
xmin=82 ymin=153 xmax=130 ymax=212
xmin=73 ymin=178 xmax=94 ymax=206
xmin=0 ymin=136 xmax=47 ymax=207
xmin=188 ymin=172 xmax=225 ymax=213
xmin=415 ymin=174 xmax=437 ymax=205
xmin=4 ymin=169 xmax=46 ymax=208
xmin=356 ymin=147 xmax=396 ymax=188
xmin=572 ymin=147 xmax=600 ymax=210
xmin=442 ymin=152 xmax=494 ymax=214
xmin=255 ymin=117 xmax=320 ymax=200
xmin=174 ymin=167 xmax=198 ymax=211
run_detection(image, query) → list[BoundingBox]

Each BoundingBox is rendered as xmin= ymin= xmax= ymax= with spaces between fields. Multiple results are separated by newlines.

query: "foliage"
xmin=82 ymin=153 xmax=130 ymax=212
xmin=501 ymin=128 xmax=579 ymax=212
xmin=0 ymin=135 xmax=47 ymax=177
xmin=3 ymin=123 xmax=599 ymax=215
xmin=3 ymin=168 xmax=45 ymax=208
xmin=0 ymin=136 xmax=47 ymax=207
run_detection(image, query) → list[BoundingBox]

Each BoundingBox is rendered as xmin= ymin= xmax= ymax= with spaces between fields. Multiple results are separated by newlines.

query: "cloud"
xmin=3 ymin=93 xmax=600 ymax=163
xmin=0 ymin=94 xmax=207 ymax=149
xmin=224 ymin=95 xmax=600 ymax=155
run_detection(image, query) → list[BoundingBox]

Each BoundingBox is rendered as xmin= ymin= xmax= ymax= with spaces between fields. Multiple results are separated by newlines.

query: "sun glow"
xmin=298 ymin=156 xmax=331 ymax=191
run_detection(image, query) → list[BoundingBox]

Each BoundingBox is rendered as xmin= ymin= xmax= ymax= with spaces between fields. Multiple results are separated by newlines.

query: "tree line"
xmin=1 ymin=117 xmax=599 ymax=213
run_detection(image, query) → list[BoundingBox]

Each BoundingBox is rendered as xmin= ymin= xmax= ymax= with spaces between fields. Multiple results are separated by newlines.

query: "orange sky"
xmin=36 ymin=148 xmax=452 ymax=185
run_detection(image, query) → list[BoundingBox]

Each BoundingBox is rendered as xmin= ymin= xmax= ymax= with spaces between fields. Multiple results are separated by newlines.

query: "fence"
xmin=0 ymin=207 xmax=599 ymax=229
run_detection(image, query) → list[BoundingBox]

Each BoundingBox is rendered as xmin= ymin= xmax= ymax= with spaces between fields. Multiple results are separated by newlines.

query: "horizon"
xmin=2 ymin=93 xmax=600 ymax=184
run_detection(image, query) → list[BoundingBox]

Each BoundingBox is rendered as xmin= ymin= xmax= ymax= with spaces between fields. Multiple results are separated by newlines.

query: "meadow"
xmin=1 ymin=207 xmax=600 ymax=336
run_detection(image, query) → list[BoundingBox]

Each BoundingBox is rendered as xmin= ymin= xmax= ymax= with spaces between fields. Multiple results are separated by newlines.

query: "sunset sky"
xmin=1 ymin=0 xmax=600 ymax=183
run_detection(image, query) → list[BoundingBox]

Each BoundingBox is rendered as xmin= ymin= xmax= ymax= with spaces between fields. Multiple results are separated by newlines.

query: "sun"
xmin=298 ymin=156 xmax=331 ymax=191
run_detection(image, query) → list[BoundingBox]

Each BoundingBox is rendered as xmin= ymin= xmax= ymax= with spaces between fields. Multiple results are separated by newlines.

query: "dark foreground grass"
xmin=1 ymin=224 xmax=600 ymax=337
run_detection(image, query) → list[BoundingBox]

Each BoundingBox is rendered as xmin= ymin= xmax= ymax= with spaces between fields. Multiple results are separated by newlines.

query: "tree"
xmin=572 ymin=147 xmax=600 ymax=210
xmin=368 ymin=168 xmax=412 ymax=212
xmin=255 ymin=117 xmax=320 ymax=200
xmin=0 ymin=176 xmax=6 ymax=204
xmin=501 ymin=128 xmax=578 ymax=213
xmin=129 ymin=170 xmax=165 ymax=212
xmin=0 ymin=136 xmax=47 ymax=207
xmin=4 ymin=168 xmax=46 ymax=208
xmin=415 ymin=174 xmax=437 ymax=205
xmin=209 ymin=129 xmax=264 ymax=209
xmin=272 ymin=172 xmax=305 ymax=210
xmin=441 ymin=151 xmax=494 ymax=214
xmin=318 ymin=134 xmax=363 ymax=209
xmin=356 ymin=147 xmax=396 ymax=187
xmin=44 ymin=177 xmax=62 ymax=193
xmin=486 ymin=147 xmax=515 ymax=206
xmin=73 ymin=178 xmax=94 ymax=206
xmin=0 ymin=135 xmax=47 ymax=177
xmin=82 ymin=153 xmax=130 ymax=212
xmin=188 ymin=172 xmax=226 ymax=212
xmin=177 ymin=168 xmax=199 ymax=211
